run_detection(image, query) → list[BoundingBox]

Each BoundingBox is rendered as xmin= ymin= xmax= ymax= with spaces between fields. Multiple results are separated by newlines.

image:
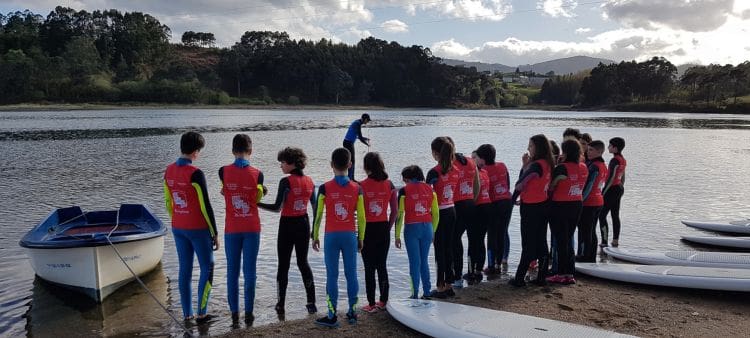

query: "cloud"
xmin=537 ymin=0 xmax=577 ymax=18
xmin=431 ymin=15 xmax=750 ymax=66
xmin=575 ymin=27 xmax=591 ymax=34
xmin=381 ymin=19 xmax=408 ymax=33
xmin=602 ymin=0 xmax=734 ymax=32
xmin=413 ymin=0 xmax=513 ymax=21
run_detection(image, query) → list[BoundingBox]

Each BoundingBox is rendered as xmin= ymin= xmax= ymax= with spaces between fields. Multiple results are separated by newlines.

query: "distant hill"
xmin=442 ymin=55 xmax=615 ymax=76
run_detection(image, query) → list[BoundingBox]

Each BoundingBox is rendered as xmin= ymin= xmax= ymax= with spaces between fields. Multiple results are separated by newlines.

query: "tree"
xmin=62 ymin=36 xmax=103 ymax=83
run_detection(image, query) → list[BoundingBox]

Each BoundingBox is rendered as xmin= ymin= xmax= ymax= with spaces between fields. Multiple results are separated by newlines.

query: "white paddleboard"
xmin=682 ymin=219 xmax=750 ymax=234
xmin=604 ymin=247 xmax=750 ymax=269
xmin=681 ymin=235 xmax=750 ymax=249
xmin=575 ymin=263 xmax=750 ymax=292
xmin=386 ymin=298 xmax=633 ymax=338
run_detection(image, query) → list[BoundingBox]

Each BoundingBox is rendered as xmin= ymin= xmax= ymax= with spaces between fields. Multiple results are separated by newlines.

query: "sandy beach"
xmin=220 ymin=273 xmax=750 ymax=337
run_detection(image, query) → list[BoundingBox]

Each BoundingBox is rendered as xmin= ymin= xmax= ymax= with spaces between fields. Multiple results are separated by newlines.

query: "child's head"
xmin=401 ymin=165 xmax=425 ymax=183
xmin=588 ymin=140 xmax=605 ymax=159
xmin=361 ymin=113 xmax=371 ymax=124
xmin=561 ymin=139 xmax=581 ymax=163
xmin=474 ymin=144 xmax=496 ymax=166
xmin=232 ymin=134 xmax=252 ymax=156
xmin=550 ymin=140 xmax=561 ymax=158
xmin=528 ymin=134 xmax=555 ymax=169
xmin=277 ymin=147 xmax=307 ymax=174
xmin=331 ymin=147 xmax=352 ymax=172
xmin=180 ymin=131 xmax=205 ymax=158
xmin=363 ymin=152 xmax=388 ymax=181
xmin=431 ymin=136 xmax=456 ymax=173
xmin=609 ymin=137 xmax=625 ymax=154
xmin=563 ymin=128 xmax=581 ymax=140
xmin=580 ymin=133 xmax=592 ymax=146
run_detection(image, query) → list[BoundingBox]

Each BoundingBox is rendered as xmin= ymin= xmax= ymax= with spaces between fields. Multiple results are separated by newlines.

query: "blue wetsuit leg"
xmin=173 ymin=228 xmax=194 ymax=318
xmin=225 ymin=233 xmax=242 ymax=314
xmin=324 ymin=233 xmax=342 ymax=318
xmin=418 ymin=223 xmax=433 ymax=297
xmin=340 ymin=232 xmax=359 ymax=314
xmin=243 ymin=233 xmax=260 ymax=314
xmin=225 ymin=232 xmax=260 ymax=314
xmin=174 ymin=228 xmax=214 ymax=317
xmin=404 ymin=223 xmax=421 ymax=298
xmin=193 ymin=230 xmax=215 ymax=316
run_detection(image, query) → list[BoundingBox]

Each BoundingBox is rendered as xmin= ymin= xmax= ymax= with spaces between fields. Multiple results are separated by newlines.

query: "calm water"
xmin=1 ymin=109 xmax=749 ymax=337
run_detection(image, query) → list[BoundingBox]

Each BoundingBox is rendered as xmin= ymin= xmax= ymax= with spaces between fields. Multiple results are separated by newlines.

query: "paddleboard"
xmin=575 ymin=263 xmax=750 ymax=292
xmin=682 ymin=219 xmax=750 ymax=234
xmin=604 ymin=247 xmax=750 ymax=269
xmin=681 ymin=235 xmax=750 ymax=249
xmin=386 ymin=298 xmax=634 ymax=338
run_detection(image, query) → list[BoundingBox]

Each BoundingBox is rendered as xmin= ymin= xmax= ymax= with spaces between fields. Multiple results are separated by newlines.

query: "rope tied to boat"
xmin=107 ymin=208 xmax=192 ymax=336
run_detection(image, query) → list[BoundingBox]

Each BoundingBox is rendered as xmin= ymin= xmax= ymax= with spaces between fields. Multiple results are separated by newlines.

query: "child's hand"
xmin=522 ymin=152 xmax=530 ymax=166
xmin=358 ymin=240 xmax=363 ymax=251
xmin=262 ymin=185 xmax=269 ymax=196
xmin=312 ymin=240 xmax=320 ymax=252
xmin=212 ymin=236 xmax=220 ymax=251
xmin=395 ymin=238 xmax=401 ymax=249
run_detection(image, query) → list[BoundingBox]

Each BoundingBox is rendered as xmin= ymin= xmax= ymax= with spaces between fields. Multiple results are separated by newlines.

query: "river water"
xmin=1 ymin=109 xmax=748 ymax=337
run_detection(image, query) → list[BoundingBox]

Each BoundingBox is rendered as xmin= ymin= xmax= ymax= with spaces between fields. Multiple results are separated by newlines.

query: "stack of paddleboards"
xmin=575 ymin=218 xmax=750 ymax=292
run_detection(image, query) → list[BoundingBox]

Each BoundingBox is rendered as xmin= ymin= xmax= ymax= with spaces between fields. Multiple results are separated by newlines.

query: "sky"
xmin=2 ymin=0 xmax=750 ymax=66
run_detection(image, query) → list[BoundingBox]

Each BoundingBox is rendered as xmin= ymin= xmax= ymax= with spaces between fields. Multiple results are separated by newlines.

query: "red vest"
xmin=485 ymin=162 xmax=511 ymax=201
xmin=281 ymin=175 xmax=315 ymax=217
xmin=453 ymin=157 xmax=477 ymax=202
xmin=403 ymin=182 xmax=434 ymax=224
xmin=476 ymin=168 xmax=491 ymax=205
xmin=520 ymin=159 xmax=551 ymax=204
xmin=611 ymin=154 xmax=627 ymax=186
xmin=323 ymin=180 xmax=360 ymax=233
xmin=583 ymin=160 xmax=608 ymax=207
xmin=360 ymin=178 xmax=393 ymax=223
xmin=222 ymin=164 xmax=261 ymax=233
xmin=431 ymin=164 xmax=460 ymax=207
xmin=165 ymin=163 xmax=208 ymax=230
xmin=551 ymin=162 xmax=588 ymax=202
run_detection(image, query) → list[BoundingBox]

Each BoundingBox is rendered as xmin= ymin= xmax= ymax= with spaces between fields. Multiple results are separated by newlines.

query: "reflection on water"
xmin=1 ymin=109 xmax=749 ymax=337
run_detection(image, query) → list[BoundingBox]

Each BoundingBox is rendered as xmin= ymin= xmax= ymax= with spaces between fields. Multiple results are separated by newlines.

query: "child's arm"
xmin=192 ymin=169 xmax=219 ymax=249
xmin=163 ymin=180 xmax=173 ymax=218
xmin=394 ymin=188 xmax=406 ymax=248
xmin=581 ymin=164 xmax=599 ymax=201
xmin=472 ymin=168 xmax=481 ymax=201
xmin=387 ymin=182 xmax=398 ymax=230
xmin=431 ymin=192 xmax=440 ymax=233
xmin=549 ymin=164 xmax=567 ymax=195
xmin=258 ymin=177 xmax=290 ymax=212
xmin=356 ymin=187 xmax=367 ymax=242
xmin=256 ymin=171 xmax=265 ymax=203
xmin=603 ymin=158 xmax=619 ymax=194
xmin=312 ymin=184 xmax=326 ymax=248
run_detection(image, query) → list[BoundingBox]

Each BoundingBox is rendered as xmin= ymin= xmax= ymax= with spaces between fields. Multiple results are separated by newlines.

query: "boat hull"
xmin=24 ymin=236 xmax=164 ymax=301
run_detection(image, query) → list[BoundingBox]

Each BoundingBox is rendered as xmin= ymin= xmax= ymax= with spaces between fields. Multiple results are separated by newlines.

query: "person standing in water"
xmin=342 ymin=114 xmax=371 ymax=180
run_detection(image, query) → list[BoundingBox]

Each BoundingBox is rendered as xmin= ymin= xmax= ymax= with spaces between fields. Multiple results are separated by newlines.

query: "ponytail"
xmin=431 ymin=136 xmax=455 ymax=174
xmin=363 ymin=152 xmax=388 ymax=181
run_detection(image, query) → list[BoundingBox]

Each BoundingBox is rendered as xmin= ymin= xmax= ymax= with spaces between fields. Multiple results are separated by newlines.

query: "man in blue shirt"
xmin=342 ymin=113 xmax=371 ymax=180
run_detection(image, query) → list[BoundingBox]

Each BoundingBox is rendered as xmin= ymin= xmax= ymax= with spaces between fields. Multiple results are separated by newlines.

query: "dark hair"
xmin=609 ymin=137 xmax=625 ymax=153
xmin=277 ymin=147 xmax=307 ymax=171
xmin=364 ymin=152 xmax=388 ymax=181
xmin=550 ymin=140 xmax=560 ymax=157
xmin=331 ymin=147 xmax=351 ymax=171
xmin=431 ymin=136 xmax=455 ymax=174
xmin=581 ymin=133 xmax=592 ymax=144
xmin=475 ymin=144 xmax=496 ymax=164
xmin=589 ymin=140 xmax=605 ymax=152
xmin=401 ymin=165 xmax=425 ymax=182
xmin=180 ymin=131 xmax=205 ymax=154
xmin=530 ymin=134 xmax=555 ymax=169
xmin=361 ymin=113 xmax=371 ymax=122
xmin=563 ymin=128 xmax=581 ymax=140
xmin=232 ymin=134 xmax=252 ymax=153
xmin=561 ymin=139 xmax=581 ymax=163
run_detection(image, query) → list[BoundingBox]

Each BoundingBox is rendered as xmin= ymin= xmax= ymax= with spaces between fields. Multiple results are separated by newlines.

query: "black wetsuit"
xmin=511 ymin=162 xmax=549 ymax=284
xmin=599 ymin=156 xmax=625 ymax=244
xmin=427 ymin=168 xmax=457 ymax=289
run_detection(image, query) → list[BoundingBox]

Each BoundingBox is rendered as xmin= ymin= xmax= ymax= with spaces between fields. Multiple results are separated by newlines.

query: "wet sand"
xmin=220 ymin=273 xmax=750 ymax=337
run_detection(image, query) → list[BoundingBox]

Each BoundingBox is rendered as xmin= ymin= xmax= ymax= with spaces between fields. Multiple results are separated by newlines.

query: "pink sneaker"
xmin=563 ymin=276 xmax=576 ymax=285
xmin=375 ymin=301 xmax=386 ymax=310
xmin=545 ymin=275 xmax=566 ymax=284
xmin=362 ymin=304 xmax=378 ymax=313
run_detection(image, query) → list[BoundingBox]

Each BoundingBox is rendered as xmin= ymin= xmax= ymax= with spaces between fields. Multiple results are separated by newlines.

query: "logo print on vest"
xmin=460 ymin=182 xmax=472 ymax=195
xmin=231 ymin=194 xmax=251 ymax=216
xmin=369 ymin=200 xmax=383 ymax=216
xmin=334 ymin=202 xmax=349 ymax=221
xmin=173 ymin=192 xmax=188 ymax=210
xmin=443 ymin=185 xmax=453 ymax=201
xmin=293 ymin=199 xmax=306 ymax=211
xmin=414 ymin=202 xmax=428 ymax=216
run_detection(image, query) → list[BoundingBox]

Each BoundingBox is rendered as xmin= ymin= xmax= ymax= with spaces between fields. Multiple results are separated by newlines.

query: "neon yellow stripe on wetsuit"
xmin=192 ymin=183 xmax=216 ymax=237
xmin=163 ymin=181 xmax=173 ymax=218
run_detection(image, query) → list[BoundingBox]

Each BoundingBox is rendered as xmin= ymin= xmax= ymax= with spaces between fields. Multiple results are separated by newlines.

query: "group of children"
xmin=162 ymin=120 xmax=627 ymax=329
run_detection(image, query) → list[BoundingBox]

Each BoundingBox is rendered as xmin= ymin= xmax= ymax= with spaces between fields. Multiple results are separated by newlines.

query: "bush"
xmin=287 ymin=95 xmax=300 ymax=105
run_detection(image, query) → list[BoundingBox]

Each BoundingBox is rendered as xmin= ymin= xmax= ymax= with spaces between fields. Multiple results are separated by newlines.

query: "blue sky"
xmin=2 ymin=0 xmax=749 ymax=65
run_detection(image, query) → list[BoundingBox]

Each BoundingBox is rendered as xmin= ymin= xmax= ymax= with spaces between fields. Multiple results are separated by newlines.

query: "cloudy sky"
xmin=2 ymin=0 xmax=749 ymax=66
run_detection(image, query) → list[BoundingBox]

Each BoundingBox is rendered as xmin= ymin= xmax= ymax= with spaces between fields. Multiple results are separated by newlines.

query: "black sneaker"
xmin=244 ymin=312 xmax=254 ymax=326
xmin=420 ymin=294 xmax=432 ymax=300
xmin=195 ymin=314 xmax=215 ymax=324
xmin=346 ymin=311 xmax=358 ymax=324
xmin=474 ymin=272 xmax=484 ymax=283
xmin=306 ymin=303 xmax=317 ymax=314
xmin=429 ymin=289 xmax=447 ymax=299
xmin=508 ymin=278 xmax=526 ymax=287
xmin=445 ymin=288 xmax=456 ymax=297
xmin=529 ymin=278 xmax=548 ymax=287
xmin=231 ymin=312 xmax=239 ymax=323
xmin=275 ymin=302 xmax=285 ymax=315
xmin=314 ymin=315 xmax=339 ymax=328
xmin=462 ymin=273 xmax=475 ymax=282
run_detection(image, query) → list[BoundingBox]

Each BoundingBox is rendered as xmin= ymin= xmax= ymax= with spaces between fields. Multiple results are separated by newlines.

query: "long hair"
xmin=431 ymin=136 xmax=455 ymax=174
xmin=561 ymin=139 xmax=581 ymax=164
xmin=364 ymin=152 xmax=388 ymax=181
xmin=530 ymin=134 xmax=555 ymax=169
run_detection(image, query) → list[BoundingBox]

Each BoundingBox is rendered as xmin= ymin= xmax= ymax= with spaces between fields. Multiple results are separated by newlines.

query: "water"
xmin=1 ymin=109 xmax=749 ymax=337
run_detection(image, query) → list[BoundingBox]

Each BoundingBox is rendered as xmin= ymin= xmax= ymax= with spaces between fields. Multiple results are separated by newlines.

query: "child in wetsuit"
xmin=312 ymin=148 xmax=366 ymax=328
xmin=474 ymin=144 xmax=512 ymax=276
xmin=219 ymin=134 xmax=266 ymax=324
xmin=395 ymin=165 xmax=440 ymax=300
xmin=579 ymin=140 xmax=608 ymax=262
xmin=359 ymin=152 xmax=397 ymax=312
xmin=257 ymin=147 xmax=317 ymax=316
xmin=163 ymin=131 xmax=218 ymax=323
xmin=599 ymin=137 xmax=627 ymax=248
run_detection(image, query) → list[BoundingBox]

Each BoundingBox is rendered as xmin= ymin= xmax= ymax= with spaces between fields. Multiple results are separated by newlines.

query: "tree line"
xmin=539 ymin=57 xmax=750 ymax=112
xmin=0 ymin=7 xmax=514 ymax=107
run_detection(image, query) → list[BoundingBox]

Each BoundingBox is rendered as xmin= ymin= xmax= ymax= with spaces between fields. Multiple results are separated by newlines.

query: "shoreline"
xmin=217 ymin=274 xmax=750 ymax=337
